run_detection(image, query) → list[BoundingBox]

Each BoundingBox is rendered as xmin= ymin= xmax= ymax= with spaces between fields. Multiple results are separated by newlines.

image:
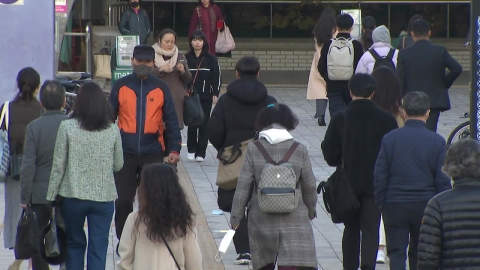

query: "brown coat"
xmin=153 ymin=53 xmax=193 ymax=129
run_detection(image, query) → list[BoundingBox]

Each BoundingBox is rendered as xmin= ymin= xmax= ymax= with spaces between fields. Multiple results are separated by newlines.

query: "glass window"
xmin=449 ymin=4 xmax=470 ymax=38
xmin=389 ymin=4 xmax=448 ymax=38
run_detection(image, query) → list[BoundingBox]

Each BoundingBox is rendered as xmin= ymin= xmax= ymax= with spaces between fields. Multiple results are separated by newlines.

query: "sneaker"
xmin=235 ymin=253 xmax=251 ymax=265
xmin=187 ymin=153 xmax=195 ymax=161
xmin=195 ymin=156 xmax=204 ymax=162
xmin=376 ymin=249 xmax=386 ymax=264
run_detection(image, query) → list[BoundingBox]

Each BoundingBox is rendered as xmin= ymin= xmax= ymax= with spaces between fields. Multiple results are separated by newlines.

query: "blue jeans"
xmin=327 ymin=91 xmax=352 ymax=117
xmin=61 ymin=198 xmax=114 ymax=270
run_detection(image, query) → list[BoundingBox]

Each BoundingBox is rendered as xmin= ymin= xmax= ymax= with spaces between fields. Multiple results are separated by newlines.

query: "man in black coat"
xmin=374 ymin=92 xmax=451 ymax=270
xmin=396 ymin=19 xmax=462 ymax=132
xmin=318 ymin=13 xmax=364 ymax=116
xmin=322 ymin=73 xmax=398 ymax=270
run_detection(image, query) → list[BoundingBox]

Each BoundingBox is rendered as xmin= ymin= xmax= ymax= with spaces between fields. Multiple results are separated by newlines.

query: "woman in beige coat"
xmin=118 ymin=164 xmax=202 ymax=270
xmin=307 ymin=8 xmax=336 ymax=126
xmin=152 ymin=28 xmax=192 ymax=130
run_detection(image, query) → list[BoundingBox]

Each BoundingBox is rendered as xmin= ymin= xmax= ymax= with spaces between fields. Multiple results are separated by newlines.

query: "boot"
xmin=7 ymin=259 xmax=23 ymax=270
xmin=318 ymin=116 xmax=326 ymax=126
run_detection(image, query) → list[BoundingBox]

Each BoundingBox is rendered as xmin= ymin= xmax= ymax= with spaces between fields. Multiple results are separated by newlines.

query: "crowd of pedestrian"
xmin=1 ymin=3 xmax=479 ymax=270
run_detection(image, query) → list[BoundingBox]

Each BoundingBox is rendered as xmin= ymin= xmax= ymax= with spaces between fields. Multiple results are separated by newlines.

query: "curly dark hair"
xmin=444 ymin=139 xmax=480 ymax=180
xmin=255 ymin=103 xmax=299 ymax=131
xmin=371 ymin=66 xmax=402 ymax=116
xmin=312 ymin=7 xmax=336 ymax=47
xmin=135 ymin=163 xmax=195 ymax=242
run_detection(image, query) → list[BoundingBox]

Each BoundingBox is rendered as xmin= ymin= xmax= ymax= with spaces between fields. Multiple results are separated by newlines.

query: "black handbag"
xmin=183 ymin=57 xmax=206 ymax=127
xmin=15 ymin=207 xmax=40 ymax=259
xmin=10 ymin=142 xmax=23 ymax=180
xmin=45 ymin=208 xmax=61 ymax=257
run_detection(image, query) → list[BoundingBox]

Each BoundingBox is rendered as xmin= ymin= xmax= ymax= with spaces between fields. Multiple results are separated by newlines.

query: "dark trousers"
xmin=187 ymin=100 xmax=213 ymax=158
xmin=382 ymin=201 xmax=428 ymax=270
xmin=426 ymin=109 xmax=440 ymax=132
xmin=62 ymin=198 xmax=114 ymax=270
xmin=343 ymin=196 xmax=381 ymax=270
xmin=114 ymin=152 xmax=164 ymax=239
xmin=30 ymin=204 xmax=51 ymax=270
xmin=327 ymin=91 xmax=352 ymax=117
xmin=217 ymin=188 xmax=250 ymax=254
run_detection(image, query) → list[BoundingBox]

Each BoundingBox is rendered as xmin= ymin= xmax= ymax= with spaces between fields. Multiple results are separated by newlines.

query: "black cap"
xmin=133 ymin=45 xmax=155 ymax=61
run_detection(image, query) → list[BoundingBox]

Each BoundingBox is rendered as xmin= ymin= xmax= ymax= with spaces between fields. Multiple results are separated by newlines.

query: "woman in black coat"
xmin=185 ymin=30 xmax=221 ymax=162
xmin=208 ymin=56 xmax=276 ymax=265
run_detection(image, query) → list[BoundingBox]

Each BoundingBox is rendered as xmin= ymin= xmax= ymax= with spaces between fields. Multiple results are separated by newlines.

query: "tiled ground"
xmin=0 ymin=87 xmax=470 ymax=270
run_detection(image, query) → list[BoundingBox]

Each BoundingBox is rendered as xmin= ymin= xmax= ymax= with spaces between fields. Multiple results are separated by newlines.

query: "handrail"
xmin=63 ymin=22 xmax=93 ymax=76
xmin=109 ymin=3 xmax=129 ymax=27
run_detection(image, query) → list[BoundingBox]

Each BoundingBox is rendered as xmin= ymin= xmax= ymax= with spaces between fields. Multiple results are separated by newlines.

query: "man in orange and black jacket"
xmin=108 ymin=45 xmax=182 ymax=247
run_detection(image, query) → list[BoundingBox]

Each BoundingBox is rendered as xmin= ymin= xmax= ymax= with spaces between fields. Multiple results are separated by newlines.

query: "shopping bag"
xmin=94 ymin=54 xmax=112 ymax=79
xmin=15 ymin=207 xmax=40 ymax=260
xmin=0 ymin=101 xmax=10 ymax=183
xmin=216 ymin=139 xmax=254 ymax=190
xmin=183 ymin=92 xmax=205 ymax=127
xmin=215 ymin=23 xmax=235 ymax=54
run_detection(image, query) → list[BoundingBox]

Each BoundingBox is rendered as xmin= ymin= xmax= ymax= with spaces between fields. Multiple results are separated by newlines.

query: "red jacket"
xmin=188 ymin=4 xmax=223 ymax=55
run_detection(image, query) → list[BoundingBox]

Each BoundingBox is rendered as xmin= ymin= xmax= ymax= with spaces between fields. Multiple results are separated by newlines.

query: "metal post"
xmin=85 ymin=22 xmax=92 ymax=75
xmin=270 ymin=3 xmax=273 ymax=39
xmin=152 ymin=2 xmax=156 ymax=34
xmin=388 ymin=4 xmax=391 ymax=30
xmin=471 ymin=0 xmax=479 ymax=139
xmin=447 ymin=4 xmax=450 ymax=38
xmin=173 ymin=3 xmax=176 ymax=30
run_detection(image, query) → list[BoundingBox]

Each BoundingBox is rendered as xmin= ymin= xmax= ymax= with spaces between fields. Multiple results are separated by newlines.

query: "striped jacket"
xmin=185 ymin=52 xmax=221 ymax=100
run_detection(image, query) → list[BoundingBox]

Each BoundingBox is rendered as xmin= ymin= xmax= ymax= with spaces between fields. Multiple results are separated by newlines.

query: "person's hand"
xmin=168 ymin=152 xmax=180 ymax=164
xmin=212 ymin=96 xmax=218 ymax=105
xmin=161 ymin=65 xmax=173 ymax=73
xmin=231 ymin=224 xmax=239 ymax=230
xmin=176 ymin=63 xmax=185 ymax=74
xmin=20 ymin=204 xmax=28 ymax=209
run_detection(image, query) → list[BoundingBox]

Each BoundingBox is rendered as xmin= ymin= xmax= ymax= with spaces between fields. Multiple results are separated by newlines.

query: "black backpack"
xmin=369 ymin=48 xmax=396 ymax=71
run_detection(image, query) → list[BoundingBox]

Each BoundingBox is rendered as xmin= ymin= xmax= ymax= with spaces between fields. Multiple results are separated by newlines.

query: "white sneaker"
xmin=195 ymin=156 xmax=204 ymax=162
xmin=187 ymin=153 xmax=195 ymax=161
xmin=376 ymin=250 xmax=386 ymax=264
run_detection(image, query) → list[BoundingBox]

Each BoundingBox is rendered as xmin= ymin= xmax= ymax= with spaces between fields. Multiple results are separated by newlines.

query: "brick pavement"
xmin=0 ymin=87 xmax=470 ymax=270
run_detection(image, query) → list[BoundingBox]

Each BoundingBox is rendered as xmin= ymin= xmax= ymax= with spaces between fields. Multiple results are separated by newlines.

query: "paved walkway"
xmin=0 ymin=87 xmax=470 ymax=269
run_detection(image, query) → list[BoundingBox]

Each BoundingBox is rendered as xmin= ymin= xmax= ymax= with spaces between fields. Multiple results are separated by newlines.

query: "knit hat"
xmin=372 ymin=25 xmax=391 ymax=44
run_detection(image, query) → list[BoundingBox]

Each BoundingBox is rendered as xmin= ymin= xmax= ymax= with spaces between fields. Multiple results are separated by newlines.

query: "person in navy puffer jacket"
xmin=374 ymin=91 xmax=452 ymax=270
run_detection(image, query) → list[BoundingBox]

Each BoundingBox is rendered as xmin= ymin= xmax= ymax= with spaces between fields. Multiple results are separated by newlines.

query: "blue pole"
xmin=471 ymin=1 xmax=479 ymax=140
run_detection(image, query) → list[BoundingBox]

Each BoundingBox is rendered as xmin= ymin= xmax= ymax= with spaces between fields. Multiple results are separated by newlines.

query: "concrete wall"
xmin=217 ymin=50 xmax=471 ymax=71
xmin=0 ymin=2 xmax=55 ymax=104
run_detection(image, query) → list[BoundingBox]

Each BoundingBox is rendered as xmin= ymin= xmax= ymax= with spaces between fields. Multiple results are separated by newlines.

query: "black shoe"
xmin=235 ymin=253 xmax=251 ymax=265
xmin=116 ymin=242 xmax=120 ymax=257
xmin=318 ymin=116 xmax=326 ymax=126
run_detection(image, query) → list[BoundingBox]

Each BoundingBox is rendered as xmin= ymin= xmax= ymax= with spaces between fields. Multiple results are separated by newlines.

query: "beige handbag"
xmin=94 ymin=54 xmax=111 ymax=79
xmin=216 ymin=138 xmax=254 ymax=190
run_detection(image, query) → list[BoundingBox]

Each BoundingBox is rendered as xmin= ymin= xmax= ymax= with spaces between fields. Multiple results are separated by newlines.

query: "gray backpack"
xmin=327 ymin=37 xmax=355 ymax=81
xmin=254 ymin=141 xmax=300 ymax=214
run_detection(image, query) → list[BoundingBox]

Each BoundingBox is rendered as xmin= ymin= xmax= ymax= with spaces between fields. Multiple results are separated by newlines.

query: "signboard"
xmin=0 ymin=0 xmax=24 ymax=4
xmin=55 ymin=0 xmax=67 ymax=13
xmin=341 ymin=9 xmax=362 ymax=39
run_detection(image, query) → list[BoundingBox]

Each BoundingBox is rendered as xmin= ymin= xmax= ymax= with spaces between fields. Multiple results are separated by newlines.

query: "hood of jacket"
xmin=372 ymin=25 xmax=391 ymax=44
xmin=226 ymin=77 xmax=269 ymax=105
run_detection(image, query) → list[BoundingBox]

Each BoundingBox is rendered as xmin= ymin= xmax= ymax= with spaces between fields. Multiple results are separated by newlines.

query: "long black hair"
xmin=71 ymin=82 xmax=113 ymax=131
xmin=135 ymin=163 xmax=195 ymax=242
xmin=188 ymin=30 xmax=210 ymax=57
xmin=361 ymin=16 xmax=376 ymax=49
xmin=371 ymin=67 xmax=403 ymax=117
xmin=312 ymin=7 xmax=336 ymax=47
xmin=15 ymin=67 xmax=40 ymax=102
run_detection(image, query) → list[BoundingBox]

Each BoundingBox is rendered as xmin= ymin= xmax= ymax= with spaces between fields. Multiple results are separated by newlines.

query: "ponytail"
xmin=16 ymin=67 xmax=40 ymax=102
xmin=362 ymin=28 xmax=374 ymax=49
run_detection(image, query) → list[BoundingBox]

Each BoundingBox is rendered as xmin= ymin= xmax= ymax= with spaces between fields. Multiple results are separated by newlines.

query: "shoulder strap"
xmin=280 ymin=142 xmax=300 ymax=164
xmin=369 ymin=49 xmax=381 ymax=61
xmin=160 ymin=235 xmax=181 ymax=270
xmin=386 ymin=48 xmax=395 ymax=60
xmin=254 ymin=141 xmax=275 ymax=165
xmin=0 ymin=101 xmax=10 ymax=131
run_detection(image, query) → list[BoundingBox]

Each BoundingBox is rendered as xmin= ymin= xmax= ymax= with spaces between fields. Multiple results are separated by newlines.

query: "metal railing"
xmin=109 ymin=3 xmax=129 ymax=27
xmin=62 ymin=23 xmax=93 ymax=76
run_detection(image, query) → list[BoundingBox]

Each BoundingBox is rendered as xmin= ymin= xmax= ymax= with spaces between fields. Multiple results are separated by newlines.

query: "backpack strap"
xmin=368 ymin=49 xmax=381 ymax=61
xmin=280 ymin=142 xmax=300 ymax=164
xmin=386 ymin=48 xmax=395 ymax=61
xmin=254 ymin=141 xmax=276 ymax=164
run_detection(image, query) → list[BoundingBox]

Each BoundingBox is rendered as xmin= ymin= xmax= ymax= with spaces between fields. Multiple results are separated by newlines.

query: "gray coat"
xmin=230 ymin=138 xmax=318 ymax=269
xmin=118 ymin=8 xmax=151 ymax=44
xmin=20 ymin=111 xmax=68 ymax=204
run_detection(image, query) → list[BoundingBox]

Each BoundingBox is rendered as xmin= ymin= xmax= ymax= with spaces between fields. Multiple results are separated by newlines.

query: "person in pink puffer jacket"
xmin=355 ymin=25 xmax=399 ymax=75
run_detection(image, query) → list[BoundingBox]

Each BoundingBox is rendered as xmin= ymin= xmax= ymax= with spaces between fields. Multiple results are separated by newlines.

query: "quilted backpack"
xmin=253 ymin=141 xmax=300 ymax=214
